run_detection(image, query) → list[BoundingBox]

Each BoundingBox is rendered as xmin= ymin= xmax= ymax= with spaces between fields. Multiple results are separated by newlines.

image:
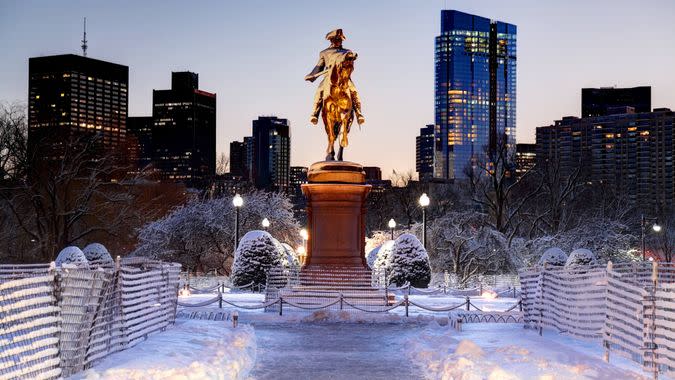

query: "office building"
xmin=28 ymin=54 xmax=128 ymax=157
xmin=127 ymin=116 xmax=153 ymax=170
xmin=152 ymin=72 xmax=216 ymax=184
xmin=290 ymin=166 xmax=308 ymax=195
xmin=363 ymin=166 xmax=382 ymax=181
xmin=515 ymin=143 xmax=536 ymax=178
xmin=582 ymin=86 xmax=651 ymax=118
xmin=416 ymin=124 xmax=434 ymax=181
xmin=229 ymin=140 xmax=248 ymax=179
xmin=434 ymin=10 xmax=517 ymax=179
xmin=536 ymin=108 xmax=674 ymax=209
xmin=250 ymin=116 xmax=290 ymax=191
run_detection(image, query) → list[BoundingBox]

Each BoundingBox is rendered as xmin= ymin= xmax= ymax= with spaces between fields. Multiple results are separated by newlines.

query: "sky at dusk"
xmin=1 ymin=0 xmax=675 ymax=176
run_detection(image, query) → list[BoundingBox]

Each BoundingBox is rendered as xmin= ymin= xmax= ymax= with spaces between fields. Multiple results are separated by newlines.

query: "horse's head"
xmin=330 ymin=52 xmax=357 ymax=87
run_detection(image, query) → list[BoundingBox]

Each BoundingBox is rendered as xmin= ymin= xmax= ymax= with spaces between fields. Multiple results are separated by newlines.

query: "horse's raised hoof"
xmin=310 ymin=116 xmax=318 ymax=125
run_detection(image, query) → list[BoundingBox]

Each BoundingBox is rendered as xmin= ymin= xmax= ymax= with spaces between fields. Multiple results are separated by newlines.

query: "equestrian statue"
xmin=305 ymin=29 xmax=365 ymax=161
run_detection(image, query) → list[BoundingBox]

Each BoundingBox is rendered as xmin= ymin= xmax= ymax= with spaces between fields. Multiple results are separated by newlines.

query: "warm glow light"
xmin=653 ymin=224 xmax=662 ymax=233
xmin=300 ymin=228 xmax=309 ymax=240
xmin=388 ymin=219 xmax=396 ymax=229
xmin=297 ymin=246 xmax=306 ymax=255
xmin=482 ymin=290 xmax=498 ymax=299
xmin=232 ymin=194 xmax=243 ymax=208
xmin=178 ymin=288 xmax=191 ymax=297
xmin=419 ymin=193 xmax=430 ymax=207
xmin=262 ymin=218 xmax=270 ymax=228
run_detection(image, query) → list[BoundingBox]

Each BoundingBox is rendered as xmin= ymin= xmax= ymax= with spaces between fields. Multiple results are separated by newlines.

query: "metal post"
xmin=519 ymin=299 xmax=523 ymax=312
xmin=405 ymin=294 xmax=409 ymax=317
xmin=235 ymin=207 xmax=240 ymax=250
xmin=340 ymin=294 xmax=343 ymax=310
xmin=422 ymin=208 xmax=427 ymax=249
xmin=642 ymin=214 xmax=646 ymax=261
xmin=465 ymin=296 xmax=470 ymax=311
xmin=390 ymin=227 xmax=394 ymax=240
xmin=279 ymin=297 xmax=283 ymax=316
xmin=219 ymin=290 xmax=222 ymax=309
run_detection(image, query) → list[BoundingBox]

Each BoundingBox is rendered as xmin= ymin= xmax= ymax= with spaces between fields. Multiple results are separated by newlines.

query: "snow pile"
xmin=407 ymin=324 xmax=645 ymax=379
xmin=365 ymin=245 xmax=380 ymax=269
xmin=55 ymin=246 xmax=90 ymax=268
xmin=388 ymin=233 xmax=431 ymax=287
xmin=566 ymin=248 xmax=597 ymax=268
xmin=538 ymin=247 xmax=568 ymax=267
xmin=231 ymin=230 xmax=284 ymax=287
xmin=73 ymin=320 xmax=256 ymax=380
xmin=82 ymin=243 xmax=114 ymax=265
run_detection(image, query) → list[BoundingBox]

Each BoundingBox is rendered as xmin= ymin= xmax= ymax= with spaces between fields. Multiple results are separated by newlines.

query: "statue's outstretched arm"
xmin=305 ymin=54 xmax=326 ymax=82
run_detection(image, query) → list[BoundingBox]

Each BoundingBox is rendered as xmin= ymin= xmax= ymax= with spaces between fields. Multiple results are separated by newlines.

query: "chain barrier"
xmin=341 ymin=298 xmax=407 ymax=313
xmin=282 ymin=297 xmax=343 ymax=310
xmin=407 ymin=300 xmax=467 ymax=312
xmin=176 ymin=295 xmax=221 ymax=307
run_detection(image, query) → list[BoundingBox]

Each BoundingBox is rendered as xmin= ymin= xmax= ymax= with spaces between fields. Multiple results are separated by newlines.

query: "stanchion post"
xmin=279 ymin=297 xmax=283 ymax=316
xmin=539 ymin=310 xmax=543 ymax=336
xmin=519 ymin=299 xmax=523 ymax=312
xmin=405 ymin=294 xmax=409 ymax=317
xmin=340 ymin=294 xmax=343 ymax=310
xmin=465 ymin=296 xmax=470 ymax=311
xmin=219 ymin=290 xmax=223 ymax=309
xmin=513 ymin=287 xmax=516 ymax=299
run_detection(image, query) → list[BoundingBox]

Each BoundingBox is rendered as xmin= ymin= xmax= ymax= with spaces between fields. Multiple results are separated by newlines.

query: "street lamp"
xmin=297 ymin=246 xmax=307 ymax=266
xmin=233 ymin=194 xmax=244 ymax=250
xmin=388 ymin=218 xmax=396 ymax=240
xmin=641 ymin=214 xmax=662 ymax=261
xmin=419 ymin=193 xmax=430 ymax=248
xmin=262 ymin=218 xmax=270 ymax=229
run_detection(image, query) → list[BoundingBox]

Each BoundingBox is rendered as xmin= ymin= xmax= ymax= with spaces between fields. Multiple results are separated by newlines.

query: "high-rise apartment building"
xmin=28 ymin=54 xmax=128 ymax=157
xmin=250 ymin=116 xmax=290 ymax=191
xmin=582 ymin=86 xmax=651 ymax=118
xmin=290 ymin=166 xmax=308 ymax=195
xmin=152 ymin=72 xmax=216 ymax=184
xmin=434 ymin=10 xmax=516 ymax=179
xmin=536 ymin=108 xmax=674 ymax=209
xmin=515 ymin=143 xmax=536 ymax=179
xmin=416 ymin=124 xmax=434 ymax=181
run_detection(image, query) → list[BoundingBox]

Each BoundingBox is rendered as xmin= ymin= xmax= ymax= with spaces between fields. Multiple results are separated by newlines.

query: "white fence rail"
xmin=520 ymin=262 xmax=675 ymax=378
xmin=0 ymin=259 xmax=181 ymax=380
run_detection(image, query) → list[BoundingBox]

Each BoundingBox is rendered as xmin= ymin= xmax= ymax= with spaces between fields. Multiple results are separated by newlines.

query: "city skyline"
xmin=2 ymin=1 xmax=675 ymax=176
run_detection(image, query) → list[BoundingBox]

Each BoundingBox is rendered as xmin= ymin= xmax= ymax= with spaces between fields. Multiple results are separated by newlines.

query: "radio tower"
xmin=81 ymin=17 xmax=88 ymax=57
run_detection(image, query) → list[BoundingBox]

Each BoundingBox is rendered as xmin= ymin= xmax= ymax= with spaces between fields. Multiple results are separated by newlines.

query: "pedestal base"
xmin=301 ymin=161 xmax=371 ymax=267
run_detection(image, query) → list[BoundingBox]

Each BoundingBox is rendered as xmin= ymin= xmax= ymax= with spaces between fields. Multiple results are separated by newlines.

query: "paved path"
xmin=250 ymin=323 xmax=425 ymax=380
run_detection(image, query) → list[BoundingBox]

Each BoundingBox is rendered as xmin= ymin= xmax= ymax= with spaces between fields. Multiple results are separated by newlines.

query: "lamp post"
xmin=297 ymin=246 xmax=307 ymax=266
xmin=233 ymin=194 xmax=243 ymax=249
xmin=641 ymin=214 xmax=662 ymax=261
xmin=262 ymin=218 xmax=270 ymax=230
xmin=388 ymin=219 xmax=396 ymax=240
xmin=419 ymin=193 xmax=430 ymax=248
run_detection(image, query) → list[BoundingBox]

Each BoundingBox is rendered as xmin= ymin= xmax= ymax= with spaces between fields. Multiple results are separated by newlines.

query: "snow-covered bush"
xmin=365 ymin=231 xmax=390 ymax=257
xmin=388 ymin=233 xmax=431 ymax=287
xmin=82 ymin=243 xmax=114 ymax=265
xmin=281 ymin=243 xmax=300 ymax=268
xmin=134 ymin=190 xmax=300 ymax=275
xmin=366 ymin=245 xmax=380 ymax=269
xmin=565 ymin=248 xmax=597 ymax=268
xmin=537 ymin=247 xmax=567 ymax=267
xmin=230 ymin=230 xmax=284 ymax=287
xmin=55 ymin=246 xmax=90 ymax=268
xmin=372 ymin=240 xmax=395 ymax=284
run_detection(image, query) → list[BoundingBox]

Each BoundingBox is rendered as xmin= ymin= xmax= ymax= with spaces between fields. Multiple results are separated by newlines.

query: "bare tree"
xmin=465 ymin=134 xmax=540 ymax=235
xmin=216 ymin=152 xmax=229 ymax=176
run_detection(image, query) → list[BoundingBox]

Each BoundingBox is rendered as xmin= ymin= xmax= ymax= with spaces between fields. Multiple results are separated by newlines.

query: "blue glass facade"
xmin=434 ymin=10 xmax=516 ymax=179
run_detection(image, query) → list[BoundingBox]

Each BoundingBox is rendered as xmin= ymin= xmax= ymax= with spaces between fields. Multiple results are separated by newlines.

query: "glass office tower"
xmin=434 ymin=10 xmax=516 ymax=179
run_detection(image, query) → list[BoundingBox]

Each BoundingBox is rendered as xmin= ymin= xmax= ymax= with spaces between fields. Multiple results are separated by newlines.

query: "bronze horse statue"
xmin=321 ymin=52 xmax=363 ymax=161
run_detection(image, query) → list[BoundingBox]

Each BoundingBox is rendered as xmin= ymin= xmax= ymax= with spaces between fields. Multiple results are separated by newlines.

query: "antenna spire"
xmin=81 ymin=17 xmax=88 ymax=57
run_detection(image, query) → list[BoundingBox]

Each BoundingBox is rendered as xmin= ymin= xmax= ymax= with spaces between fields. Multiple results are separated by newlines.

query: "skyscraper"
xmin=289 ymin=166 xmax=308 ymax=195
xmin=434 ymin=10 xmax=516 ymax=179
xmin=581 ymin=86 xmax=651 ymax=118
xmin=28 ymin=54 xmax=128 ymax=156
xmin=152 ymin=72 xmax=216 ymax=184
xmin=416 ymin=124 xmax=434 ymax=181
xmin=250 ymin=116 xmax=290 ymax=191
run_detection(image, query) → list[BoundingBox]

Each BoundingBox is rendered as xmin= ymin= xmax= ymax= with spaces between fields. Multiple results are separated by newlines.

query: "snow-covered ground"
xmin=73 ymin=292 xmax=660 ymax=379
xmin=71 ymin=319 xmax=256 ymax=380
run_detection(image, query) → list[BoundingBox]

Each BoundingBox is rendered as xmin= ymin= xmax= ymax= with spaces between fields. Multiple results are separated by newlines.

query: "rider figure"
xmin=305 ymin=29 xmax=365 ymax=126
